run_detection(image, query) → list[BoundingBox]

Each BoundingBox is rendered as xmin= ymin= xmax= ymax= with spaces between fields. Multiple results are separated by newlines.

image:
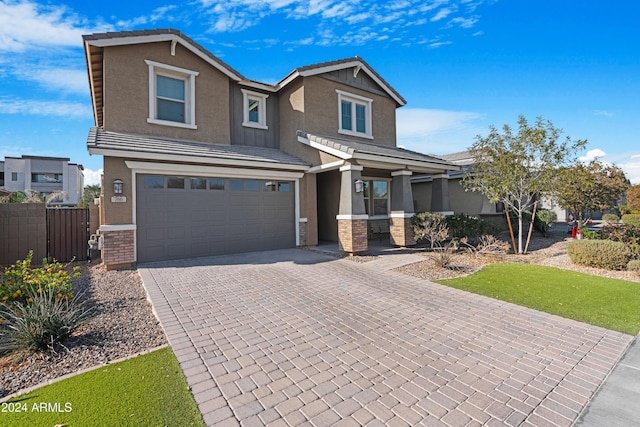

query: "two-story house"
xmin=0 ymin=155 xmax=84 ymax=205
xmin=83 ymin=29 xmax=458 ymax=269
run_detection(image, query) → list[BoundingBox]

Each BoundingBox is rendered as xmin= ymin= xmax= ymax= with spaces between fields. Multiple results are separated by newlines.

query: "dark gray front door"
xmin=136 ymin=175 xmax=295 ymax=262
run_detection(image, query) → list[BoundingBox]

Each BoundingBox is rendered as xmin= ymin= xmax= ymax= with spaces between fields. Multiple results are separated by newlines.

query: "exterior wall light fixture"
xmin=354 ymin=179 xmax=364 ymax=193
xmin=113 ymin=179 xmax=123 ymax=195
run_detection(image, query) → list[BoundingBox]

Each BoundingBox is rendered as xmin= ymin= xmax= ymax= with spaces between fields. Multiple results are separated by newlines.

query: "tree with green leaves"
xmin=554 ymin=160 xmax=629 ymax=222
xmin=78 ymin=184 xmax=101 ymax=208
xmin=463 ymin=115 xmax=586 ymax=254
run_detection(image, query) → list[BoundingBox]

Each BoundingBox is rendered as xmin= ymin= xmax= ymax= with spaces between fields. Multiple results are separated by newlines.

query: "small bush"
xmin=0 ymin=287 xmax=91 ymax=355
xmin=598 ymin=224 xmax=640 ymax=258
xmin=622 ymin=214 xmax=640 ymax=226
xmin=445 ymin=214 xmax=483 ymax=239
xmin=535 ymin=209 xmax=558 ymax=236
xmin=0 ymin=251 xmax=79 ymax=307
xmin=628 ymin=260 xmax=640 ymax=275
xmin=411 ymin=212 xmax=448 ymax=249
xmin=568 ymin=240 xmax=632 ymax=270
xmin=602 ymin=213 xmax=620 ymax=224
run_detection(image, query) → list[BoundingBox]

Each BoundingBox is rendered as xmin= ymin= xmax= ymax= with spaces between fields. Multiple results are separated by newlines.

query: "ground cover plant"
xmin=2 ymin=347 xmax=205 ymax=427
xmin=437 ymin=263 xmax=640 ymax=335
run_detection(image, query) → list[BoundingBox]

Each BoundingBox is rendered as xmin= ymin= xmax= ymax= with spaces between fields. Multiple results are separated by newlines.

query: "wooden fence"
xmin=0 ymin=204 xmax=89 ymax=265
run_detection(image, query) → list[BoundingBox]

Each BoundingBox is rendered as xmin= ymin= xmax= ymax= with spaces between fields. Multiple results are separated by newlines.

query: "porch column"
xmin=337 ymin=164 xmax=368 ymax=254
xmin=389 ymin=170 xmax=416 ymax=247
xmin=431 ymin=174 xmax=453 ymax=215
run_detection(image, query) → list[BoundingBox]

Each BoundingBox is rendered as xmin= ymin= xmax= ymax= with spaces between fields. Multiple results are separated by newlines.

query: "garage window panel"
xmin=190 ymin=177 xmax=207 ymax=189
xmin=144 ymin=175 xmax=164 ymax=189
xmin=246 ymin=180 xmax=260 ymax=191
xmin=230 ymin=179 xmax=244 ymax=191
xmin=209 ymin=178 xmax=225 ymax=190
xmin=167 ymin=176 xmax=185 ymax=189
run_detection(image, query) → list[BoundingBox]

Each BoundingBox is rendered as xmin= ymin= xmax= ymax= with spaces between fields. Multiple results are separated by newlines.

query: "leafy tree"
xmin=78 ymin=184 xmax=101 ymax=208
xmin=463 ymin=115 xmax=586 ymax=254
xmin=554 ymin=160 xmax=629 ymax=222
xmin=628 ymin=185 xmax=640 ymax=211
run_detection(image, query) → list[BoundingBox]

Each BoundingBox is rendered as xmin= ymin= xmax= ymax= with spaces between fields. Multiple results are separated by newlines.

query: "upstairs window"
xmin=336 ymin=89 xmax=373 ymax=139
xmin=32 ymin=173 xmax=63 ymax=183
xmin=145 ymin=60 xmax=198 ymax=129
xmin=241 ymin=89 xmax=268 ymax=130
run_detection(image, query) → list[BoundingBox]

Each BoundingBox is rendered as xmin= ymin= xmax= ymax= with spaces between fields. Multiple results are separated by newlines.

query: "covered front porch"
xmin=298 ymin=131 xmax=458 ymax=254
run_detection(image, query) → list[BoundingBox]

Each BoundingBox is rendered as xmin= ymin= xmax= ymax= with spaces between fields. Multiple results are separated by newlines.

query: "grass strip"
xmin=437 ymin=263 xmax=640 ymax=335
xmin=1 ymin=347 xmax=205 ymax=427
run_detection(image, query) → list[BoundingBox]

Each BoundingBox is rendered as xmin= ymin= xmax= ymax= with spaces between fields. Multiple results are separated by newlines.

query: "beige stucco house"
xmin=83 ymin=29 xmax=458 ymax=268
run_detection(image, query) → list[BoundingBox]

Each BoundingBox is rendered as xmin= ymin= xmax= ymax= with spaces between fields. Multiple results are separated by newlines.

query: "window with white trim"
xmin=241 ymin=89 xmax=268 ymax=130
xmin=336 ymin=89 xmax=373 ymax=139
xmin=145 ymin=60 xmax=199 ymax=129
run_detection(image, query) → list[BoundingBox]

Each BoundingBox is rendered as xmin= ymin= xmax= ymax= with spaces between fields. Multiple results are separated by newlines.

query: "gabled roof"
xmin=83 ymin=29 xmax=246 ymax=127
xmin=278 ymin=57 xmax=406 ymax=106
xmin=297 ymin=131 xmax=458 ymax=174
xmin=87 ymin=127 xmax=308 ymax=171
xmin=83 ymin=29 xmax=407 ymax=126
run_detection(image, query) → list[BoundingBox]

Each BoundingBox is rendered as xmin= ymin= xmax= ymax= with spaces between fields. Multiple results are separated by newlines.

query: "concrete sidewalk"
xmin=575 ymin=335 xmax=640 ymax=426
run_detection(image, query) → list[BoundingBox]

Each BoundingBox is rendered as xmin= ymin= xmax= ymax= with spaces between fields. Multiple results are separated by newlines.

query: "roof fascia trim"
xmin=297 ymin=134 xmax=352 ymax=160
xmin=85 ymin=34 xmax=242 ymax=81
xmin=354 ymin=152 xmax=461 ymax=171
xmin=88 ymin=147 xmax=309 ymax=171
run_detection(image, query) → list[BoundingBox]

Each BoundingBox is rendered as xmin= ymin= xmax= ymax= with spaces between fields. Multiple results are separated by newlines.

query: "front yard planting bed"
xmin=437 ymin=263 xmax=640 ymax=335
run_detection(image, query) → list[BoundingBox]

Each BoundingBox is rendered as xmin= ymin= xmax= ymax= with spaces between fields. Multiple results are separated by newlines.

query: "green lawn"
xmin=437 ymin=263 xmax=640 ymax=335
xmin=1 ymin=347 xmax=205 ymax=427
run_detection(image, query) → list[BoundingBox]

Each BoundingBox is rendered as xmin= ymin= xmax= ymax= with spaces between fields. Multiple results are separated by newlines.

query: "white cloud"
xmin=431 ymin=7 xmax=456 ymax=21
xmin=593 ymin=110 xmax=614 ymax=117
xmin=579 ymin=148 xmax=607 ymax=162
xmin=15 ymin=68 xmax=88 ymax=94
xmin=83 ymin=168 xmax=103 ymax=186
xmin=0 ymin=0 xmax=110 ymax=52
xmin=0 ymin=98 xmax=91 ymax=118
xmin=396 ymin=108 xmax=485 ymax=154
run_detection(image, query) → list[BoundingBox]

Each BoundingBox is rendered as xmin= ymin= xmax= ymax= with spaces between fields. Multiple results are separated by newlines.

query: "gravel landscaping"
xmin=0 ymin=263 xmax=167 ymax=399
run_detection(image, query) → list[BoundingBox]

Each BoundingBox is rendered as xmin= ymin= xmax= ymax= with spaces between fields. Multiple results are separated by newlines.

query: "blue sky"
xmin=1 ymin=0 xmax=638 ymax=186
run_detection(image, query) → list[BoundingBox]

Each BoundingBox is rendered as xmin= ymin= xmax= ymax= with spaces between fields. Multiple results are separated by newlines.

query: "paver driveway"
xmin=139 ymin=249 xmax=633 ymax=427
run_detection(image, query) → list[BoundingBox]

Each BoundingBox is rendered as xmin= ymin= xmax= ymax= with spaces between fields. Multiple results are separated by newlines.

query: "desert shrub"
xmin=411 ymin=212 xmax=448 ymax=249
xmin=568 ymin=240 xmax=632 ymax=270
xmin=0 ymin=252 xmax=79 ymax=308
xmin=534 ymin=209 xmax=558 ymax=236
xmin=445 ymin=214 xmax=483 ymax=239
xmin=622 ymin=214 xmax=640 ymax=226
xmin=431 ymin=240 xmax=459 ymax=269
xmin=602 ymin=213 xmax=620 ymax=224
xmin=628 ymin=260 xmax=640 ymax=275
xmin=0 ymin=286 xmax=91 ymax=355
xmin=598 ymin=224 xmax=640 ymax=258
xmin=461 ymin=235 xmax=511 ymax=257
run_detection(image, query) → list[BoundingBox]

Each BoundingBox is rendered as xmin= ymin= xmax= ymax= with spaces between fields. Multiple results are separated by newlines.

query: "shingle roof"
xmin=87 ymin=128 xmax=308 ymax=167
xmin=298 ymin=131 xmax=457 ymax=168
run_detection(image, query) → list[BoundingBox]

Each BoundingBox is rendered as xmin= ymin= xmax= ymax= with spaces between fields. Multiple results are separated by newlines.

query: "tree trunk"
xmin=517 ymin=213 xmax=524 ymax=254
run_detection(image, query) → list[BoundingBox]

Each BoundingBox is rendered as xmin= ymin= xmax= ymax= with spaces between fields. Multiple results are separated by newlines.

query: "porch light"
xmin=113 ymin=179 xmax=123 ymax=195
xmin=354 ymin=179 xmax=364 ymax=193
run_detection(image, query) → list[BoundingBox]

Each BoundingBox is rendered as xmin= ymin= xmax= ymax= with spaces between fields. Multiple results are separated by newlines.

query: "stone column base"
xmin=389 ymin=216 xmax=416 ymax=247
xmin=338 ymin=219 xmax=368 ymax=254
xmin=299 ymin=220 xmax=308 ymax=246
xmin=102 ymin=229 xmax=135 ymax=269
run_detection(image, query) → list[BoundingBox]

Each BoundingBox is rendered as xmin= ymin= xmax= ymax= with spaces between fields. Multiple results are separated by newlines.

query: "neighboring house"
xmin=83 ymin=28 xmax=458 ymax=268
xmin=0 ymin=155 xmax=84 ymax=205
xmin=412 ymin=150 xmax=568 ymax=221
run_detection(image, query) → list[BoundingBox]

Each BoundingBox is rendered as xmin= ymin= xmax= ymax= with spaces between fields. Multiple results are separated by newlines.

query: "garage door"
xmin=136 ymin=174 xmax=295 ymax=262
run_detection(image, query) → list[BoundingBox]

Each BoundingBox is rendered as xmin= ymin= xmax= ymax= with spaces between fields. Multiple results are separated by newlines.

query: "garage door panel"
xmin=137 ymin=175 xmax=295 ymax=262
